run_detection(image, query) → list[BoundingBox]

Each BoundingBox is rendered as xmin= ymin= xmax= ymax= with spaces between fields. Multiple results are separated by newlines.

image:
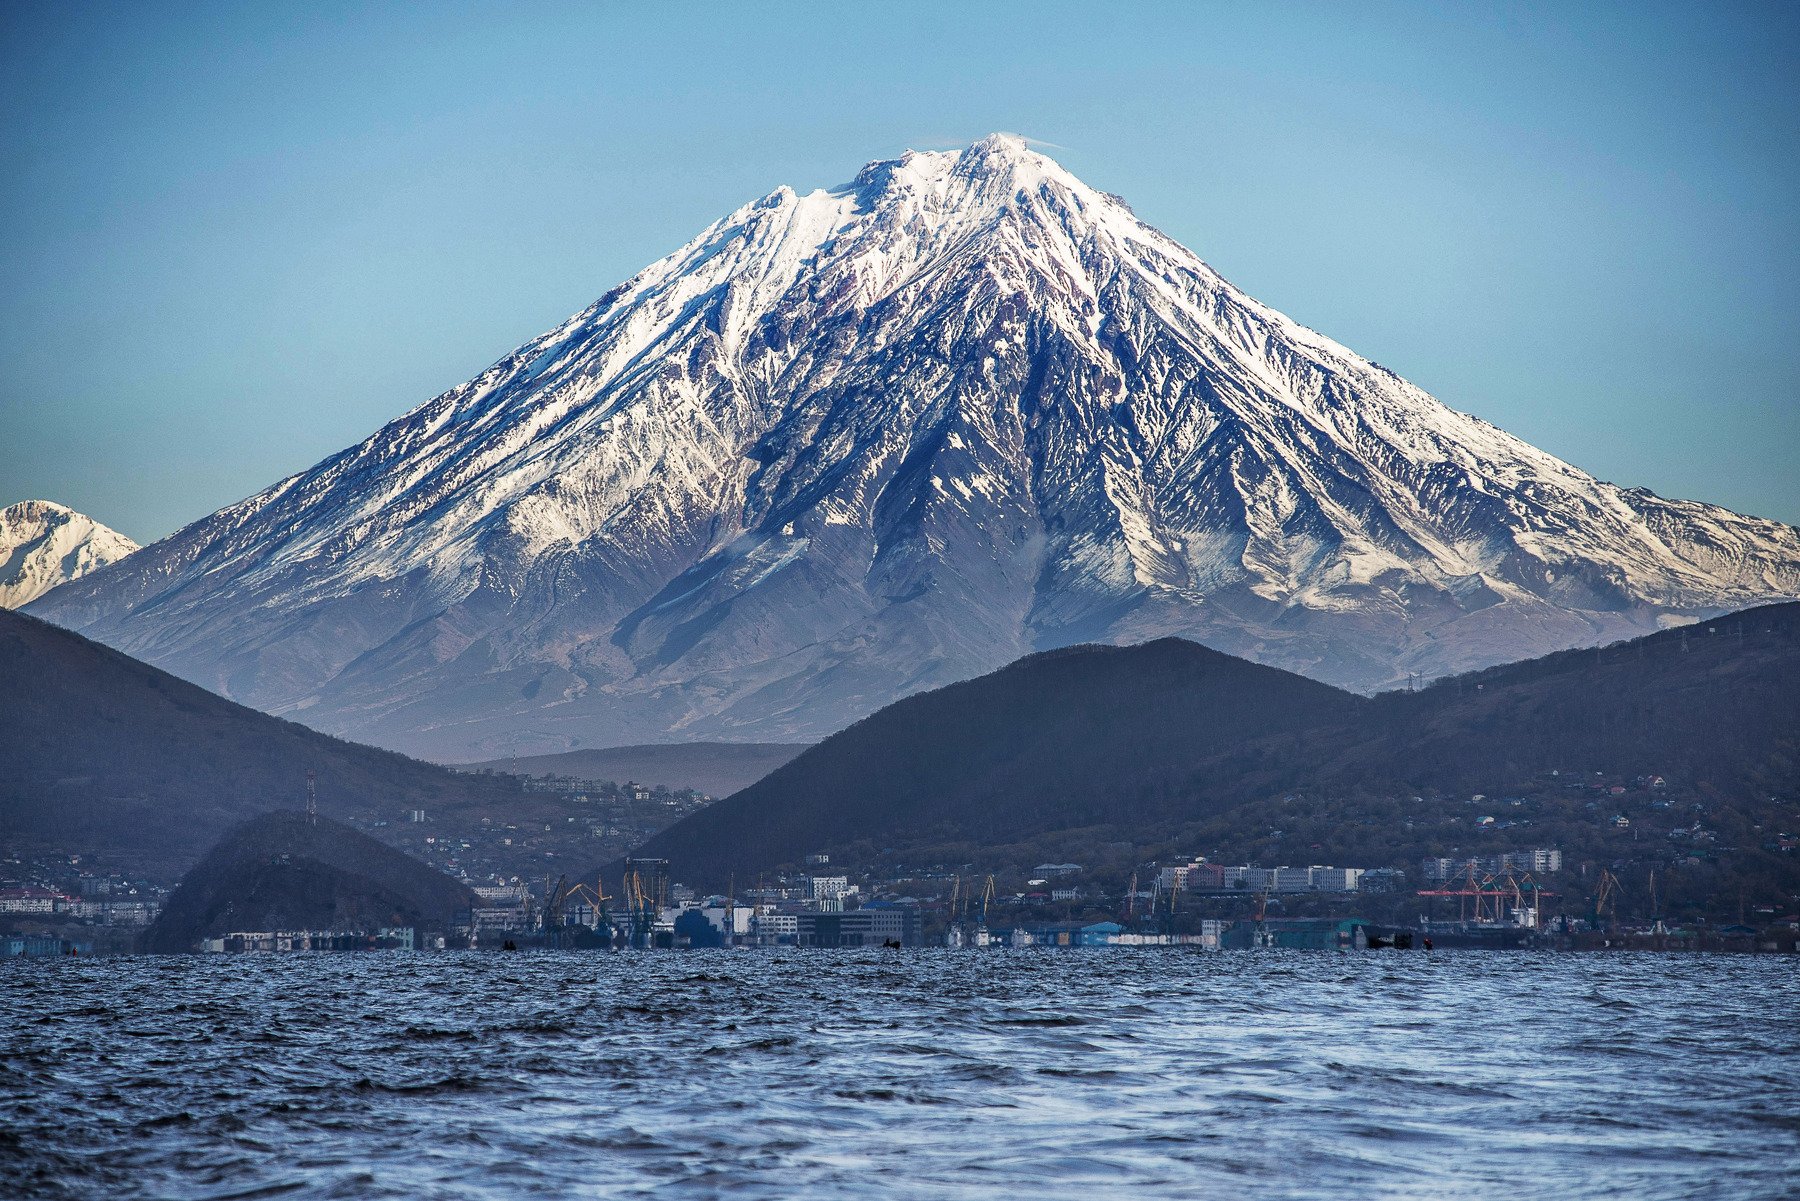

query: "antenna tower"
xmin=306 ymin=771 xmax=317 ymax=824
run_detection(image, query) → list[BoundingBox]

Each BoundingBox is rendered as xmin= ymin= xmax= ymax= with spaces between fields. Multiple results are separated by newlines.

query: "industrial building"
xmin=795 ymin=908 xmax=920 ymax=947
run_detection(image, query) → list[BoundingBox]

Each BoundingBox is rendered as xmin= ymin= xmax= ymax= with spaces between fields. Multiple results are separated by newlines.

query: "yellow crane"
xmin=621 ymin=869 xmax=653 ymax=947
xmin=1594 ymin=869 xmax=1622 ymax=932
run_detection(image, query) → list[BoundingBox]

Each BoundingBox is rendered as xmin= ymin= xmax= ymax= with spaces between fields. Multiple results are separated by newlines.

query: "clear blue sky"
xmin=3 ymin=1 xmax=1796 ymax=543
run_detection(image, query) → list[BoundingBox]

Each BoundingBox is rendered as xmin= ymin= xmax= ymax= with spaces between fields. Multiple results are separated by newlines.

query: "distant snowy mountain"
xmin=28 ymin=135 xmax=1800 ymax=759
xmin=1 ymin=501 xmax=137 ymax=609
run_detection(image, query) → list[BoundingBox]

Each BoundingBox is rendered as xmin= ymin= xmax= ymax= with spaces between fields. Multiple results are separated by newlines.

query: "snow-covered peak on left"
xmin=0 ymin=500 xmax=139 ymax=609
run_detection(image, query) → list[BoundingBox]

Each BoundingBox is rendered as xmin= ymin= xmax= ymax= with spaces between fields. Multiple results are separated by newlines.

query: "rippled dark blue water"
xmin=3 ymin=950 xmax=1797 ymax=1199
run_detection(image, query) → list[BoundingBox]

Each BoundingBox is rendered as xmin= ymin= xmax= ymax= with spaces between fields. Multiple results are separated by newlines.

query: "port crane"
xmin=593 ymin=877 xmax=614 ymax=936
xmin=620 ymin=868 xmax=657 ymax=948
xmin=538 ymin=874 xmax=572 ymax=945
xmin=545 ymin=879 xmax=610 ymax=939
xmin=1415 ymin=864 xmax=1555 ymax=927
xmin=1593 ymin=869 xmax=1622 ymax=933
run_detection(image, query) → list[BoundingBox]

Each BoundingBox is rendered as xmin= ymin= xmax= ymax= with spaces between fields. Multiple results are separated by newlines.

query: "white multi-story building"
xmin=470 ymin=885 xmax=533 ymax=934
xmin=1272 ymin=867 xmax=1315 ymax=893
xmin=1310 ymin=867 xmax=1364 ymax=892
xmin=1508 ymin=849 xmax=1562 ymax=873
xmin=1422 ymin=849 xmax=1563 ymax=882
xmin=1233 ymin=866 xmax=1362 ymax=893
xmin=103 ymin=900 xmax=161 ymax=926
xmin=1157 ymin=861 xmax=1210 ymax=890
xmin=750 ymin=913 xmax=799 ymax=943
xmin=0 ymin=888 xmax=59 ymax=915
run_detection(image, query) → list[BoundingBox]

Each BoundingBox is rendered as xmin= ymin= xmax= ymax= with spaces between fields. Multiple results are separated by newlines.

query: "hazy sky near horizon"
xmin=3 ymin=1 xmax=1797 ymax=543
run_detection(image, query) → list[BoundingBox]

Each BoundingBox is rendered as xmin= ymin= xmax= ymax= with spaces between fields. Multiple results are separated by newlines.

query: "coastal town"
xmin=5 ymin=755 xmax=1796 ymax=958
xmin=9 ymin=830 xmax=1797 ymax=957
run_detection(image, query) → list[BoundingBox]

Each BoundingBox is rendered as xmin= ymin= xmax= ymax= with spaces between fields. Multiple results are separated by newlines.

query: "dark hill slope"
xmin=609 ymin=606 xmax=1800 ymax=890
xmin=0 ymin=608 xmax=517 ymax=876
xmin=1157 ymin=602 xmax=1800 ymax=888
xmin=1341 ymin=601 xmax=1800 ymax=789
xmin=143 ymin=811 xmax=475 ymax=953
xmin=611 ymin=639 xmax=1367 ymax=885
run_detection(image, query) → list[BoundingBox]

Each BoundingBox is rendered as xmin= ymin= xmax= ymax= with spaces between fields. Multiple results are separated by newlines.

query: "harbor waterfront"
xmin=4 ymin=950 xmax=1796 ymax=1200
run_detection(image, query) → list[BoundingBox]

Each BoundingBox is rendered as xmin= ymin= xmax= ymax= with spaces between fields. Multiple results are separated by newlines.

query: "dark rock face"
xmin=30 ymin=137 xmax=1800 ymax=760
xmin=143 ymin=811 xmax=475 ymax=953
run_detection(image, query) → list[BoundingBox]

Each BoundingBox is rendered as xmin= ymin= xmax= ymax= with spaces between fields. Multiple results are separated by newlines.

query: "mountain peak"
xmin=1 ymin=499 xmax=137 ymax=609
xmin=952 ymin=131 xmax=1077 ymax=190
xmin=29 ymin=141 xmax=1800 ymax=759
xmin=964 ymin=131 xmax=1037 ymax=162
xmin=6 ymin=499 xmax=75 ymax=521
xmin=842 ymin=134 xmax=1083 ymax=215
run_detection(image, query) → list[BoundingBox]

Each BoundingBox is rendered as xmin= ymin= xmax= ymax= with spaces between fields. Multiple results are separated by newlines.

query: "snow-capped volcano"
xmin=1 ymin=501 xmax=138 ymax=609
xmin=28 ymin=135 xmax=1800 ymax=758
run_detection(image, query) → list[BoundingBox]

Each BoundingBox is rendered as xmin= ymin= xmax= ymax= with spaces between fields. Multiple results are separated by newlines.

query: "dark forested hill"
xmin=610 ymin=638 xmax=1369 ymax=885
xmin=0 ymin=608 xmax=520 ymax=876
xmin=1349 ymin=601 xmax=1800 ymax=789
xmin=143 ymin=811 xmax=475 ymax=953
xmin=610 ymin=604 xmax=1800 ymax=891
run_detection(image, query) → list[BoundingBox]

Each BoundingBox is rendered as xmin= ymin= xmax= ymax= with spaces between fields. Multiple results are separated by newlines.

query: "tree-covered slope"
xmin=143 ymin=811 xmax=475 ymax=953
xmin=0 ymin=607 xmax=518 ymax=876
xmin=613 ymin=604 xmax=1800 ymax=891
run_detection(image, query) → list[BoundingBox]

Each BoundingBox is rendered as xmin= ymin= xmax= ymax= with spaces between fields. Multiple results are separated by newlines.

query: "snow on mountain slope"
xmin=28 ymin=135 xmax=1800 ymax=759
xmin=0 ymin=501 xmax=138 ymax=609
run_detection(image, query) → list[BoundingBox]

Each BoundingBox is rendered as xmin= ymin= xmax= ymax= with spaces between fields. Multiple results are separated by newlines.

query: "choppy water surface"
xmin=3 ymin=950 xmax=1797 ymax=1199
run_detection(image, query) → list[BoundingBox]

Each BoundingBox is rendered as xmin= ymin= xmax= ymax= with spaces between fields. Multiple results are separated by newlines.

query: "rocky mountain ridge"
xmin=29 ymin=135 xmax=1800 ymax=758
xmin=0 ymin=500 xmax=137 ymax=609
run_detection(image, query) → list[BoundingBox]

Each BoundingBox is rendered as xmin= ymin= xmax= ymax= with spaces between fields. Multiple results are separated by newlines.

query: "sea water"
xmin=3 ymin=949 xmax=1796 ymax=1199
